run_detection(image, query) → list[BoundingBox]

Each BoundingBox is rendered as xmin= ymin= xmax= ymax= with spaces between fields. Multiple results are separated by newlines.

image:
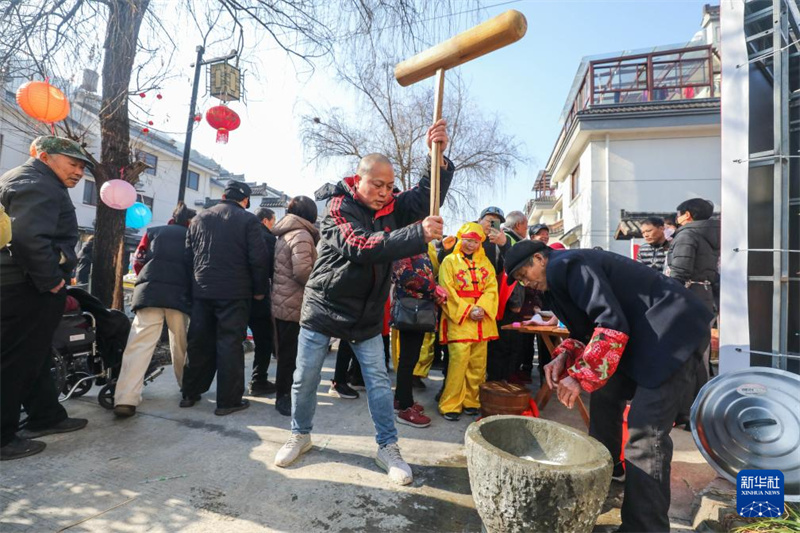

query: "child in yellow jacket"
xmin=438 ymin=222 xmax=499 ymax=420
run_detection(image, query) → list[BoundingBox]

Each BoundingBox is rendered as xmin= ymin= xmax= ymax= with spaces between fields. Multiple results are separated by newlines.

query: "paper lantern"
xmin=16 ymin=81 xmax=70 ymax=123
xmin=100 ymin=180 xmax=136 ymax=210
xmin=126 ymin=202 xmax=152 ymax=229
xmin=205 ymin=105 xmax=240 ymax=144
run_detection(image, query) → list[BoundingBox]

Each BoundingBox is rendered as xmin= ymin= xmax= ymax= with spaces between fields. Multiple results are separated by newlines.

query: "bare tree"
xmin=1 ymin=0 xmax=481 ymax=308
xmin=301 ymin=57 xmax=525 ymax=216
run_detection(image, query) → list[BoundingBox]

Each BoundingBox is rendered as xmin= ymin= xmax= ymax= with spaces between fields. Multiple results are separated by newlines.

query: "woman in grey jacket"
xmin=272 ymin=196 xmax=320 ymax=416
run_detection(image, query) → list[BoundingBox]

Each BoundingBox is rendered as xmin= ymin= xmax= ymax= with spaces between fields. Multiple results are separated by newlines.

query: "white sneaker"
xmin=274 ymin=433 xmax=312 ymax=467
xmin=376 ymin=442 xmax=413 ymax=485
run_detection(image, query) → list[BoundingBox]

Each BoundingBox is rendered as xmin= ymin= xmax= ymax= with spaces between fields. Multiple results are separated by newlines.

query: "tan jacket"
xmin=271 ymin=214 xmax=320 ymax=322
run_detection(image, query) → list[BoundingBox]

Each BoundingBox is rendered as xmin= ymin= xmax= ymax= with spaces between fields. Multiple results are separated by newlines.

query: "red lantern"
xmin=16 ymin=81 xmax=70 ymax=123
xmin=148 ymin=120 xmax=154 ymax=125
xmin=205 ymin=105 xmax=240 ymax=144
xmin=142 ymin=127 xmax=150 ymax=134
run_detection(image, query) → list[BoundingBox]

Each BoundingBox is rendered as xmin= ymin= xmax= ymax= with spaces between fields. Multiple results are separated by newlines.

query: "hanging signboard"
xmin=209 ymin=62 xmax=241 ymax=102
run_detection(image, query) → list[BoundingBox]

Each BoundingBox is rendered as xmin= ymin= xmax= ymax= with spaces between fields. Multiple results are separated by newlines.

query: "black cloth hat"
xmin=529 ymin=223 xmax=549 ymax=236
xmin=504 ymin=240 xmax=549 ymax=284
xmin=224 ymin=180 xmax=252 ymax=202
xmin=479 ymin=206 xmax=505 ymax=223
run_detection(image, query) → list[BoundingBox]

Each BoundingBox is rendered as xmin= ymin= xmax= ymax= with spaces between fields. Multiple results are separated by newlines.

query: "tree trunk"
xmin=91 ymin=0 xmax=150 ymax=309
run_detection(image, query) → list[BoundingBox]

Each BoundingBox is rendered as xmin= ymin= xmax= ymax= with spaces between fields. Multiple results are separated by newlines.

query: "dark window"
xmin=141 ymin=195 xmax=154 ymax=210
xmin=83 ymin=180 xmax=98 ymax=206
xmin=136 ymin=151 xmax=158 ymax=175
xmin=187 ymin=170 xmax=199 ymax=191
xmin=570 ymin=164 xmax=580 ymax=201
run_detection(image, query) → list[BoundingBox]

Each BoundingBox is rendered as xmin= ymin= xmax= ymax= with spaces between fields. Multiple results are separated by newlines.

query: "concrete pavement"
xmin=0 ymin=349 xmax=717 ymax=532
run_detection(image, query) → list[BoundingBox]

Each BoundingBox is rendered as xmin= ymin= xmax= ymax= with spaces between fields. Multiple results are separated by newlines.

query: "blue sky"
xmin=172 ymin=0 xmax=717 ymax=223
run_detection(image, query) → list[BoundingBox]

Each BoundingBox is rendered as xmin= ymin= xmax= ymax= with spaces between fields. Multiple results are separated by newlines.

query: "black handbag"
xmin=391 ymin=297 xmax=437 ymax=332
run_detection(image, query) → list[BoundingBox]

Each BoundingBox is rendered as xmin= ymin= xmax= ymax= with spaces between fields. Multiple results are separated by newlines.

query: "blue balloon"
xmin=126 ymin=202 xmax=152 ymax=229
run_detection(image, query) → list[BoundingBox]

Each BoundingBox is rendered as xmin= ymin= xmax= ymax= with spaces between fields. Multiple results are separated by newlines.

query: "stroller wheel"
xmin=98 ymin=383 xmax=116 ymax=410
xmin=64 ymin=373 xmax=93 ymax=398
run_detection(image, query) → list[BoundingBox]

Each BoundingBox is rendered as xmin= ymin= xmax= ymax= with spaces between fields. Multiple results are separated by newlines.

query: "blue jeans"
xmin=291 ymin=327 xmax=397 ymax=447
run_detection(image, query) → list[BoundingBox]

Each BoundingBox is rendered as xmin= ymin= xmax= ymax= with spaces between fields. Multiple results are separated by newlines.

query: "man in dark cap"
xmin=529 ymin=223 xmax=549 ymax=244
xmin=0 ymin=136 xmax=92 ymax=460
xmin=247 ymin=207 xmax=277 ymax=396
xmin=505 ymin=240 xmax=713 ymax=532
xmin=181 ymin=181 xmax=269 ymax=415
xmin=477 ymin=206 xmax=510 ymax=274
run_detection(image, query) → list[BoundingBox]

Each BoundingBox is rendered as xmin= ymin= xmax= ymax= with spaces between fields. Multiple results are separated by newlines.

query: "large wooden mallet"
xmin=395 ymin=10 xmax=527 ymax=216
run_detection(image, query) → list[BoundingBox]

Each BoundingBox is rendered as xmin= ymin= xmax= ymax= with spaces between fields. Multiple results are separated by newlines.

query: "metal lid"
xmin=691 ymin=367 xmax=800 ymax=501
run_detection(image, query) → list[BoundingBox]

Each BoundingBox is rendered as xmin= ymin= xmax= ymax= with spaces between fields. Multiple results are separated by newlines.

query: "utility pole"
xmin=178 ymin=47 xmax=237 ymax=203
xmin=178 ymin=45 xmax=205 ymax=204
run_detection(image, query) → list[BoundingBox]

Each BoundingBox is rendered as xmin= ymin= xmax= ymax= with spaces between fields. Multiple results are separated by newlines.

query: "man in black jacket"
xmin=274 ymin=120 xmax=453 ymax=486
xmin=0 ymin=136 xmax=91 ymax=460
xmin=113 ymin=203 xmax=196 ymax=417
xmin=181 ymin=181 xmax=269 ymax=416
xmin=506 ymin=242 xmax=712 ymax=532
xmin=248 ymin=207 xmax=277 ymax=396
xmin=667 ymin=198 xmax=720 ymax=428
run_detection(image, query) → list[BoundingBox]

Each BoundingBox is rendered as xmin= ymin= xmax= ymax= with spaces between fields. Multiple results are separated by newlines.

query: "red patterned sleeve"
xmin=566 ymin=327 xmax=629 ymax=392
xmin=552 ymin=338 xmax=586 ymax=377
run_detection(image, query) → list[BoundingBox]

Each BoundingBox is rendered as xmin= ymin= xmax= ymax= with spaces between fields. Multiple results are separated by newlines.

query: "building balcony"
xmin=560 ymin=44 xmax=721 ymax=138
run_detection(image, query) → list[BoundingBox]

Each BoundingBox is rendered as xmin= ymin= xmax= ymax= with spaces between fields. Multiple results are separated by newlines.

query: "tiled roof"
xmin=260 ymin=197 xmax=288 ymax=208
xmin=579 ymin=98 xmax=720 ymax=117
xmin=615 ymin=211 xmax=673 ymax=240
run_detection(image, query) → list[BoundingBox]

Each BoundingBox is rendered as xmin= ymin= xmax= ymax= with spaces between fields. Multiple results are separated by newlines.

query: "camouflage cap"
xmin=33 ymin=136 xmax=94 ymax=169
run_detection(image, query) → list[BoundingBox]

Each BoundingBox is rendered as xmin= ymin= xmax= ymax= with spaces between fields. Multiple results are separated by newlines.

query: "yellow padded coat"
xmin=438 ymin=223 xmax=499 ymax=344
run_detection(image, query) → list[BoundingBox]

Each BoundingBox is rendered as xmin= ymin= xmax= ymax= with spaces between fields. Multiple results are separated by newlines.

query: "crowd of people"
xmin=0 ymin=125 xmax=720 ymax=532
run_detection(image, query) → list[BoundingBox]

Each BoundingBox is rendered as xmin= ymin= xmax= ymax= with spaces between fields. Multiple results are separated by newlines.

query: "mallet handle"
xmin=430 ymin=68 xmax=445 ymax=217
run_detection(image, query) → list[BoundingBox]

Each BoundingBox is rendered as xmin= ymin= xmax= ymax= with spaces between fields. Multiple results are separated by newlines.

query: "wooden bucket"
xmin=479 ymin=381 xmax=530 ymax=418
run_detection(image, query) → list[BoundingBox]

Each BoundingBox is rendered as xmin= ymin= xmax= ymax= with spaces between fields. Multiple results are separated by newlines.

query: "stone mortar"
xmin=465 ymin=415 xmax=612 ymax=533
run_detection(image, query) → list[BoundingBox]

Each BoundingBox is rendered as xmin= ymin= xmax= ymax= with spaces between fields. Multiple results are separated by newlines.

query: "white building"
xmin=1 ymin=67 xmax=289 ymax=242
xmin=528 ymin=5 xmax=722 ymax=256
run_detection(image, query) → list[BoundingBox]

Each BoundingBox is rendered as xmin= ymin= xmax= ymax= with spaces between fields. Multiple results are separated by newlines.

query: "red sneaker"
xmin=394 ymin=400 xmax=425 ymax=413
xmin=396 ymin=407 xmax=431 ymax=428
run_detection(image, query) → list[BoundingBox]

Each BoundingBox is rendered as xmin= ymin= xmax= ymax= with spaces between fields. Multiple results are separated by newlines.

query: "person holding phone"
xmin=477 ymin=206 xmax=510 ymax=275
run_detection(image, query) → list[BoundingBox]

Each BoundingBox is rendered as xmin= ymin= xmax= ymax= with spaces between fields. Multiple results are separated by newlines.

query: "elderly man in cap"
xmin=529 ymin=223 xmax=549 ymax=244
xmin=181 ymin=181 xmax=269 ymax=415
xmin=505 ymin=241 xmax=712 ymax=532
xmin=0 ymin=136 xmax=91 ymax=460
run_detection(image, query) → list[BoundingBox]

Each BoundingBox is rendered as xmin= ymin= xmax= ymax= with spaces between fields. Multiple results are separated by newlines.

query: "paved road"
xmin=0 ymin=350 xmax=716 ymax=532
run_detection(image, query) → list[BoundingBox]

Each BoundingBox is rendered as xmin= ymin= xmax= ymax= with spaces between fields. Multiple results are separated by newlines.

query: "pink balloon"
xmin=100 ymin=179 xmax=136 ymax=210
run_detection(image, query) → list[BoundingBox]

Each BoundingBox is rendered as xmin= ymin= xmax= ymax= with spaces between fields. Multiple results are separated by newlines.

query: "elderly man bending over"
xmin=274 ymin=119 xmax=454 ymax=485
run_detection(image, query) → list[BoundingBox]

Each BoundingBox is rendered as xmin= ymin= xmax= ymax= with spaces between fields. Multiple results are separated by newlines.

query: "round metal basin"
xmin=465 ymin=415 xmax=612 ymax=533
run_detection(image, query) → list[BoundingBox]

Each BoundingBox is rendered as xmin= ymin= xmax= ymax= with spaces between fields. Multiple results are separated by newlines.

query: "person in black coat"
xmin=248 ymin=207 xmax=277 ymax=396
xmin=0 ymin=136 xmax=92 ymax=460
xmin=274 ymin=120 xmax=453 ymax=487
xmin=181 ymin=181 xmax=269 ymax=416
xmin=112 ymin=203 xmax=196 ymax=417
xmin=505 ymin=241 xmax=713 ymax=532
xmin=666 ymin=197 xmax=720 ymax=428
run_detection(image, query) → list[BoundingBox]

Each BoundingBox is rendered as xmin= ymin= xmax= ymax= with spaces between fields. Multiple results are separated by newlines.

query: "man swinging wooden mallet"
xmin=395 ymin=9 xmax=527 ymax=216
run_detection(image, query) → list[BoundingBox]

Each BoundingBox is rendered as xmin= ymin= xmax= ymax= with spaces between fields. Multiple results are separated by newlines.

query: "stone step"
xmin=690 ymin=476 xmax=737 ymax=532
